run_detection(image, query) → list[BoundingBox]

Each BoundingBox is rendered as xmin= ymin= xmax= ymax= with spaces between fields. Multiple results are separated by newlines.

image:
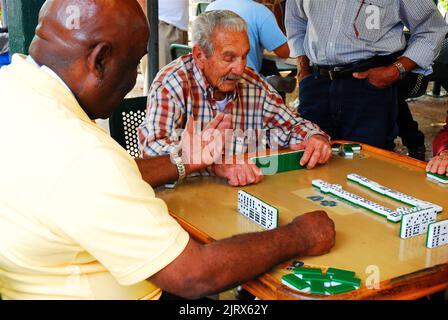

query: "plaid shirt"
xmin=138 ymin=54 xmax=328 ymax=158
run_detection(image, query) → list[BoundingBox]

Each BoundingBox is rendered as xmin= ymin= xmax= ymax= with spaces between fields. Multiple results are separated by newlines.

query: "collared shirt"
xmin=26 ymin=55 xmax=72 ymax=93
xmin=0 ymin=55 xmax=189 ymax=300
xmin=285 ymin=0 xmax=448 ymax=72
xmin=137 ymin=54 xmax=327 ymax=158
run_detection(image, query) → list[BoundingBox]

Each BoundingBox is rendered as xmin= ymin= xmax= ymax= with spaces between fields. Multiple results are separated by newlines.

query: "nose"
xmin=231 ymin=57 xmax=246 ymax=76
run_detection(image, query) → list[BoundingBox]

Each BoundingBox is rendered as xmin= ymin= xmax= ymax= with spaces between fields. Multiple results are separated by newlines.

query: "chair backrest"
xmin=196 ymin=2 xmax=210 ymax=16
xmin=109 ymin=96 xmax=147 ymax=158
xmin=169 ymin=43 xmax=192 ymax=61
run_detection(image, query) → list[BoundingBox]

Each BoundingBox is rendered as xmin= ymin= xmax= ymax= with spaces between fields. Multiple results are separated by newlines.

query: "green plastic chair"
xmin=109 ymin=96 xmax=147 ymax=158
xmin=169 ymin=43 xmax=192 ymax=61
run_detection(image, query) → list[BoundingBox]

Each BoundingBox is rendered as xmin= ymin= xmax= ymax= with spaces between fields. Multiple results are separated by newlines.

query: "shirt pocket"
xmin=345 ymin=0 xmax=387 ymax=43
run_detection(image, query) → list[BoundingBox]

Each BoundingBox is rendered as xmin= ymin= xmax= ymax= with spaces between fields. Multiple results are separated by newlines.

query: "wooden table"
xmin=156 ymin=142 xmax=448 ymax=299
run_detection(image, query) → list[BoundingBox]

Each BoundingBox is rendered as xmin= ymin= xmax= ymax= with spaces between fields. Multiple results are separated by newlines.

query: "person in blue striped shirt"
xmin=285 ymin=0 xmax=448 ymax=150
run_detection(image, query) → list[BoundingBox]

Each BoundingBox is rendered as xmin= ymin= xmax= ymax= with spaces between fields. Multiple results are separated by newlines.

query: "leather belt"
xmin=313 ymin=52 xmax=402 ymax=81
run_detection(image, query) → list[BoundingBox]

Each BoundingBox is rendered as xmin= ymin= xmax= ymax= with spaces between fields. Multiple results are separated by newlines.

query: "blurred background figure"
xmin=138 ymin=0 xmax=189 ymax=93
xmin=158 ymin=0 xmax=189 ymax=67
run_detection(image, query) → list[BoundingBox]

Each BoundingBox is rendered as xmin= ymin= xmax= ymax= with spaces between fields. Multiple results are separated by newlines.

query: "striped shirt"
xmin=137 ymin=54 xmax=327 ymax=158
xmin=285 ymin=0 xmax=448 ymax=71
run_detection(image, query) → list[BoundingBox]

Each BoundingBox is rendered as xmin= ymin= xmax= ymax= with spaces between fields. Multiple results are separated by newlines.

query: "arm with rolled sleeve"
xmin=138 ymin=84 xmax=185 ymax=158
xmin=262 ymin=90 xmax=329 ymax=149
xmin=285 ymin=0 xmax=307 ymax=58
xmin=399 ymin=0 xmax=448 ymax=71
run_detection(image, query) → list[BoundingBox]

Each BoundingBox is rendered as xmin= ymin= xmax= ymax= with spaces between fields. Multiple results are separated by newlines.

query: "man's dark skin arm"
xmin=353 ymin=56 xmax=417 ymax=88
xmin=136 ymin=113 xmax=232 ymax=188
xmin=297 ymin=55 xmax=311 ymax=83
xmin=150 ymin=211 xmax=336 ymax=299
xmin=273 ymin=42 xmax=290 ymax=59
xmin=135 ymin=157 xmax=199 ymax=188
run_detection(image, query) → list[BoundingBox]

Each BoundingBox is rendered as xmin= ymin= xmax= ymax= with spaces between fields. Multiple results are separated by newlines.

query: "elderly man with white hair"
xmin=138 ymin=10 xmax=332 ymax=187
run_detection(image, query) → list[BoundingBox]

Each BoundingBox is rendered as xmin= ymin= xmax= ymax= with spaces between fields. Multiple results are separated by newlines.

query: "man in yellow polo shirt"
xmin=0 ymin=0 xmax=336 ymax=300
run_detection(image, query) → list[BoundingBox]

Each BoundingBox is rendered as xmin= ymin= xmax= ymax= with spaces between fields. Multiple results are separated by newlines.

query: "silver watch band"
xmin=170 ymin=152 xmax=186 ymax=181
xmin=393 ymin=61 xmax=407 ymax=79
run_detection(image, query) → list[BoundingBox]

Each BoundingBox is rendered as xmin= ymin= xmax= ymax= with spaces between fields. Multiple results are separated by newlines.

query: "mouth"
xmin=220 ymin=75 xmax=241 ymax=85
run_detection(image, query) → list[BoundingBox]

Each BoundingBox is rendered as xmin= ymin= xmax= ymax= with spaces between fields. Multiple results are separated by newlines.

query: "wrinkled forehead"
xmin=210 ymin=28 xmax=250 ymax=56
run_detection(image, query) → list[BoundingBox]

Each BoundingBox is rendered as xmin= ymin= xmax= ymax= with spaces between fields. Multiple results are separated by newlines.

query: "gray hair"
xmin=192 ymin=10 xmax=247 ymax=57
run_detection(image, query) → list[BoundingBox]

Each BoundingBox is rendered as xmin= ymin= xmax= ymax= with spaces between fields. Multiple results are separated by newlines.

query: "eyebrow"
xmin=221 ymin=48 xmax=250 ymax=57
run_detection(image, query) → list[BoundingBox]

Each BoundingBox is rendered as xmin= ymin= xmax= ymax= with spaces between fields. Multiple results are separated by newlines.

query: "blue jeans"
xmin=298 ymin=73 xmax=398 ymax=150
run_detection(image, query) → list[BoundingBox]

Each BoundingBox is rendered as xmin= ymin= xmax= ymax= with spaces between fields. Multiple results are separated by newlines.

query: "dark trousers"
xmin=298 ymin=73 xmax=398 ymax=150
xmin=396 ymin=73 xmax=425 ymax=149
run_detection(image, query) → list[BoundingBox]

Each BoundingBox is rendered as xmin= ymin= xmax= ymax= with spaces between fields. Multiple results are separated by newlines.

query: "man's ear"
xmin=87 ymin=42 xmax=112 ymax=80
xmin=192 ymin=45 xmax=207 ymax=69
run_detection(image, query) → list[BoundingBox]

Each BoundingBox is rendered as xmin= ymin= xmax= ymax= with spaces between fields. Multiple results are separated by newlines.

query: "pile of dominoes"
xmin=281 ymin=267 xmax=361 ymax=295
xmin=312 ymin=174 xmax=447 ymax=248
xmin=331 ymin=143 xmax=361 ymax=158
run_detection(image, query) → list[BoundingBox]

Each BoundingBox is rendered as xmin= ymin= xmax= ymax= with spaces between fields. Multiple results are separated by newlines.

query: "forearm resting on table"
xmin=149 ymin=223 xmax=307 ymax=299
xmin=135 ymin=156 xmax=198 ymax=188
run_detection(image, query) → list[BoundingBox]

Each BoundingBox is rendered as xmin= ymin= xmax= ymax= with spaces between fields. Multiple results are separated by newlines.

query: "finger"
xmin=216 ymin=114 xmax=233 ymax=133
xmin=432 ymin=160 xmax=442 ymax=173
xmin=228 ymin=167 xmax=239 ymax=186
xmin=252 ymin=165 xmax=264 ymax=183
xmin=245 ymin=164 xmax=256 ymax=185
xmin=426 ymin=158 xmax=436 ymax=172
xmin=202 ymin=144 xmax=215 ymax=165
xmin=318 ymin=144 xmax=331 ymax=164
xmin=324 ymin=146 xmax=332 ymax=163
xmin=352 ymin=71 xmax=368 ymax=79
xmin=437 ymin=158 xmax=448 ymax=175
xmin=204 ymin=113 xmax=225 ymax=133
xmin=428 ymin=156 xmax=442 ymax=173
xmin=247 ymin=160 xmax=264 ymax=182
xmin=237 ymin=166 xmax=246 ymax=186
xmin=300 ymin=141 xmax=315 ymax=166
xmin=307 ymin=149 xmax=321 ymax=169
xmin=222 ymin=114 xmax=233 ymax=128
xmin=228 ymin=177 xmax=238 ymax=187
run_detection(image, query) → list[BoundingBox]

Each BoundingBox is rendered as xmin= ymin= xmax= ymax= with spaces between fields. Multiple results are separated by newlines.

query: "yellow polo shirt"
xmin=0 ymin=55 xmax=189 ymax=300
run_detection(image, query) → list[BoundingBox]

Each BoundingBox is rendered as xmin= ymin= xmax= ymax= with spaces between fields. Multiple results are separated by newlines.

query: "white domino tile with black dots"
xmin=237 ymin=190 xmax=278 ymax=230
xmin=426 ymin=219 xmax=448 ymax=249
xmin=399 ymin=206 xmax=438 ymax=239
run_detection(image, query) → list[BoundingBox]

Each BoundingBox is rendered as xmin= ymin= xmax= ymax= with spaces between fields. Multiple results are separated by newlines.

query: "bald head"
xmin=29 ymin=0 xmax=149 ymax=119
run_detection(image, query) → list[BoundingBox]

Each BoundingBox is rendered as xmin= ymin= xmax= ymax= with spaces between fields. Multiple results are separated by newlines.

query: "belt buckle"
xmin=329 ymin=67 xmax=343 ymax=81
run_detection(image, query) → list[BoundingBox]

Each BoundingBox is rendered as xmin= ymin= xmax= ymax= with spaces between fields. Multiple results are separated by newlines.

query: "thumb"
xmin=353 ymin=71 xmax=368 ymax=79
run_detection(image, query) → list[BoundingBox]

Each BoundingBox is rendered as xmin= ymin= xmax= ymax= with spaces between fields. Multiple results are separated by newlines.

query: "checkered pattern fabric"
xmin=138 ymin=54 xmax=328 ymax=158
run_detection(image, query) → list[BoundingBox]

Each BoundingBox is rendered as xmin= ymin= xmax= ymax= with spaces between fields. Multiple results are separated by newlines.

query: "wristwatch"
xmin=393 ymin=61 xmax=407 ymax=80
xmin=170 ymin=150 xmax=186 ymax=181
